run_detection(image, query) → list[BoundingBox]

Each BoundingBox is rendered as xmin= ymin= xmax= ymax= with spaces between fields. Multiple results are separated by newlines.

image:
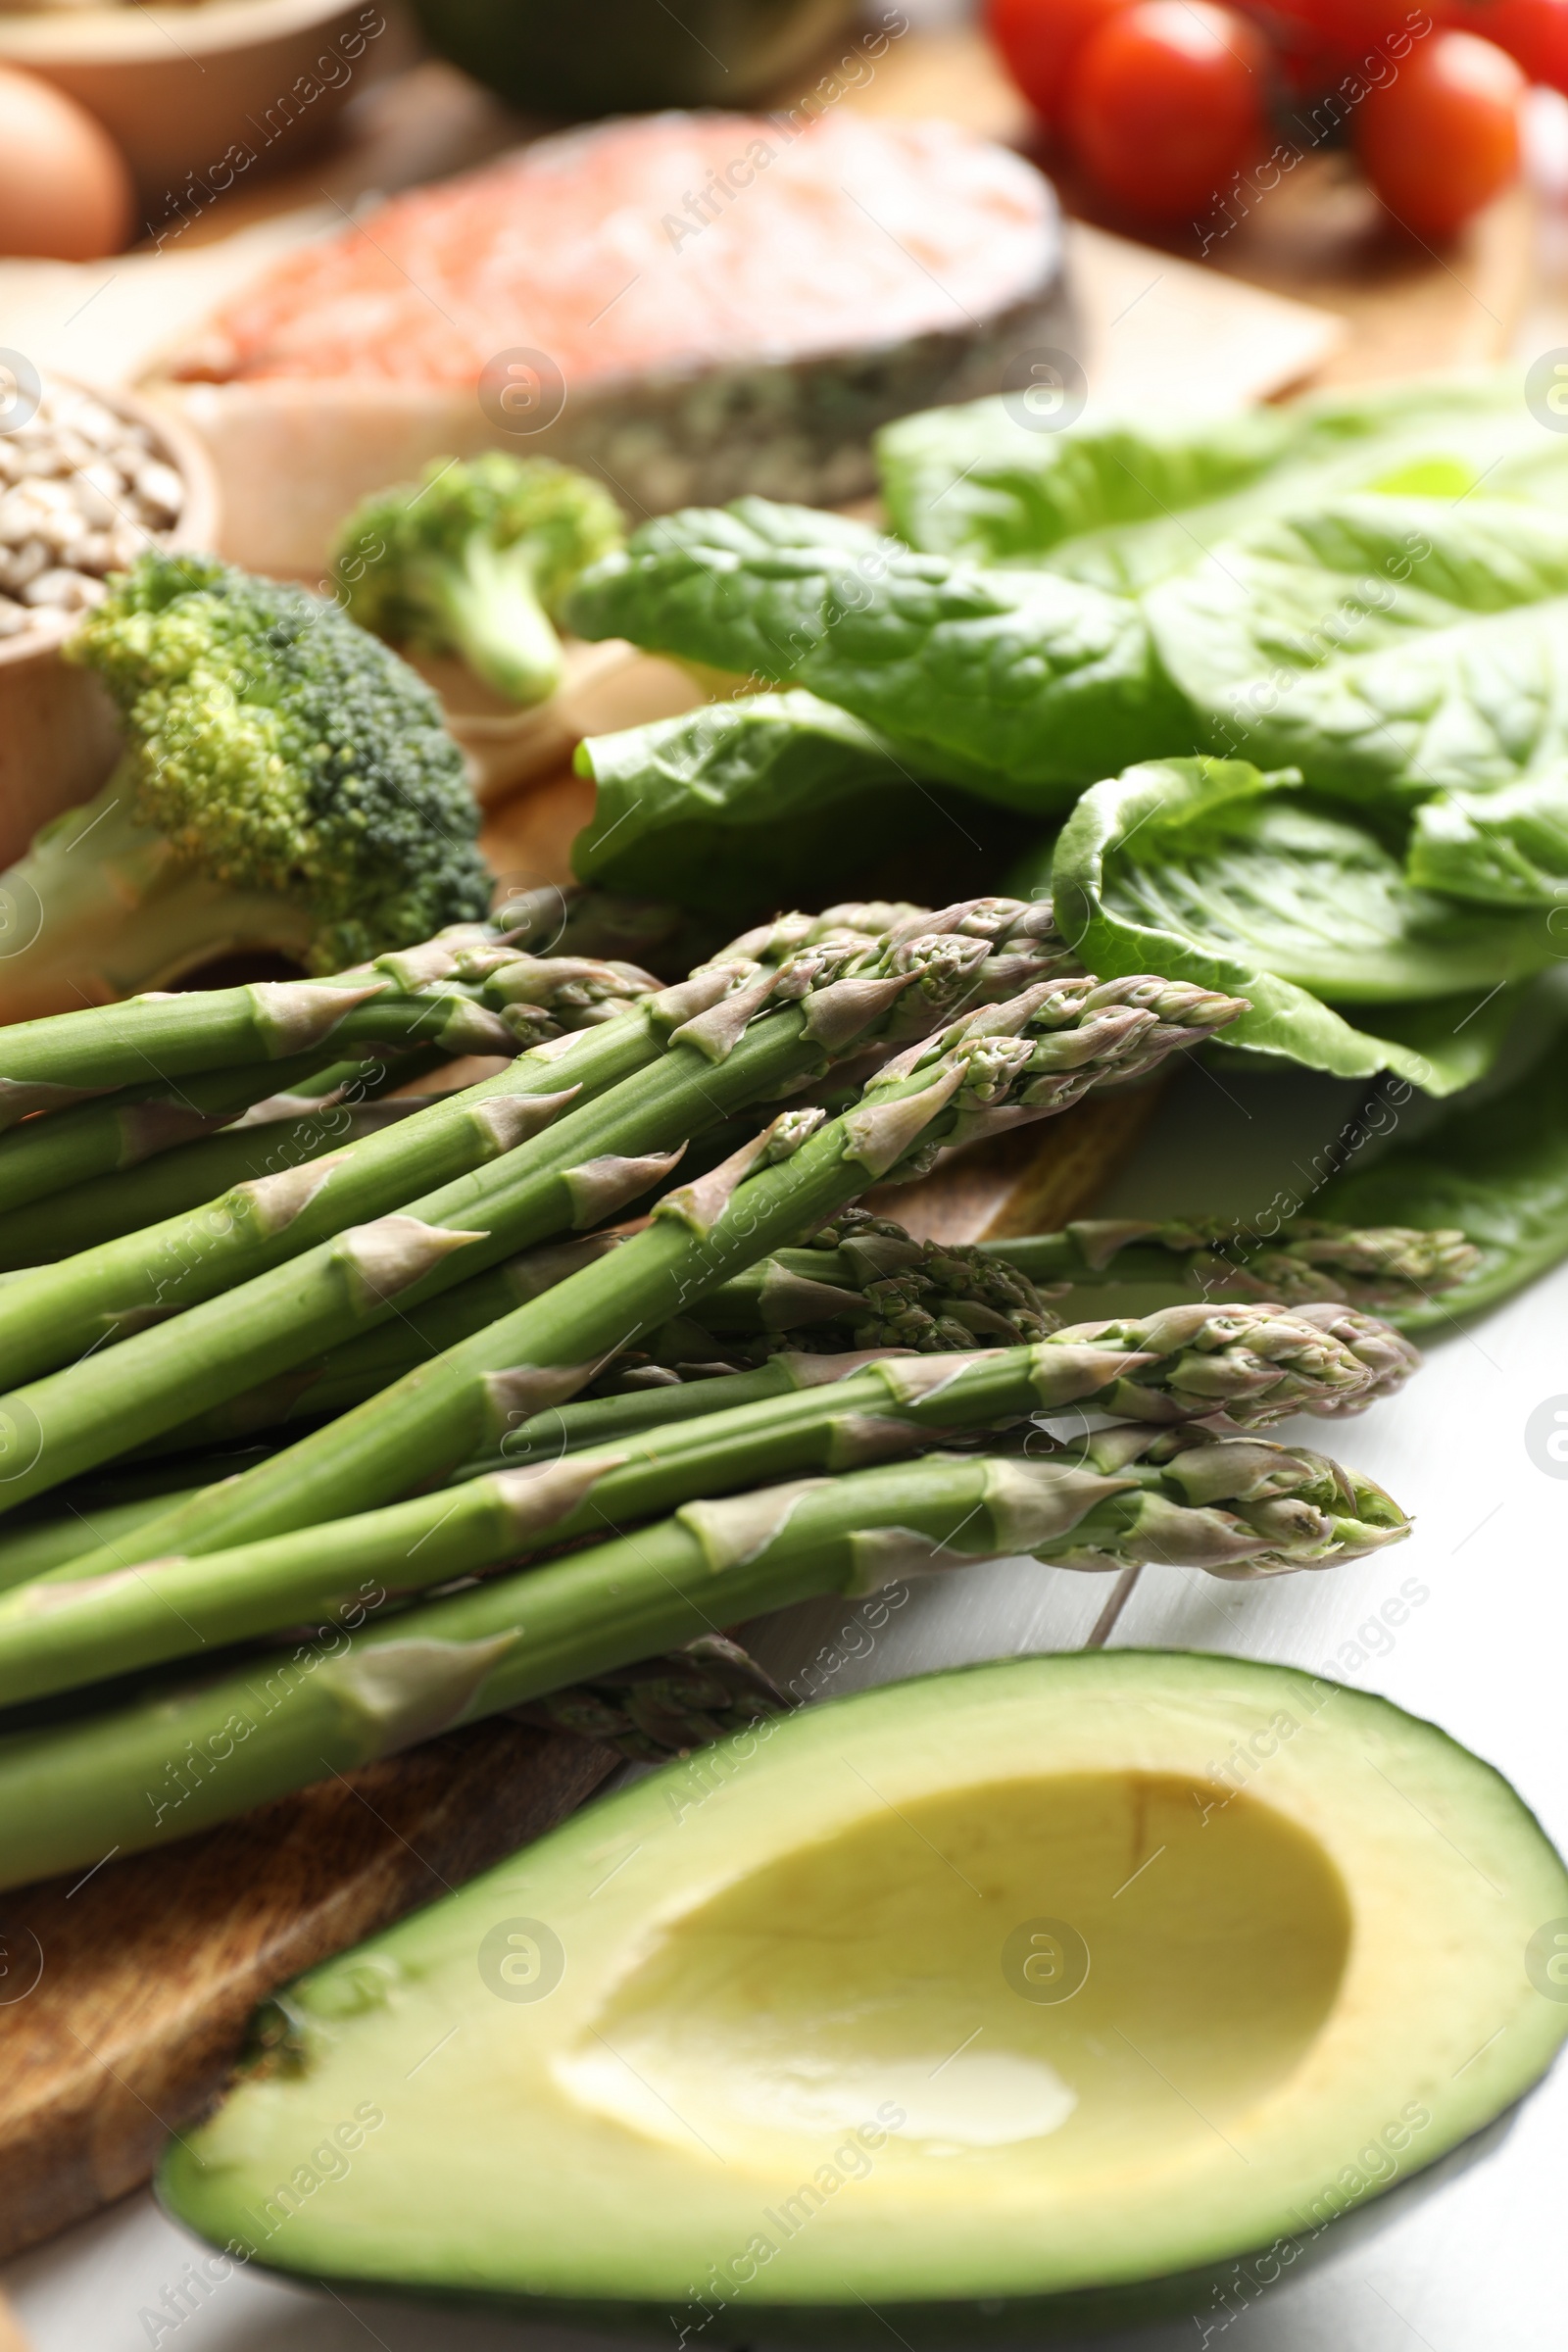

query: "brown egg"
xmin=0 ymin=64 xmax=134 ymax=261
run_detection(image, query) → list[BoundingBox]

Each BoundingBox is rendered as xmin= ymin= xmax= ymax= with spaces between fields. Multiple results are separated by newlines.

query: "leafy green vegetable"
xmin=1316 ymin=1011 xmax=1568 ymax=1325
xmin=565 ymin=499 xmax=1188 ymax=806
xmin=1145 ymin=498 xmax=1568 ymax=805
xmin=572 ymin=691 xmax=912 ymax=910
xmin=1044 ymin=757 xmax=1544 ymax=1091
xmin=1408 ymin=770 xmax=1568 ymax=908
xmin=878 ymin=374 xmax=1568 ymax=587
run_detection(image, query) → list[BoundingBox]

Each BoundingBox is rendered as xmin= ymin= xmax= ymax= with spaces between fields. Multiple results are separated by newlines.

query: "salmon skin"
xmin=169 ymin=109 xmax=1070 ymax=518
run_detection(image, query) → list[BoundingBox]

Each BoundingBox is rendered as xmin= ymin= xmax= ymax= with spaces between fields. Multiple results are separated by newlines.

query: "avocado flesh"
xmin=160 ymin=1651 xmax=1568 ymax=2333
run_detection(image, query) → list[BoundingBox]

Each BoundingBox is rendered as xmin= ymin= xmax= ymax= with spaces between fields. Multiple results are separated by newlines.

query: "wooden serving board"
xmin=0 ymin=1719 xmax=615 ymax=2261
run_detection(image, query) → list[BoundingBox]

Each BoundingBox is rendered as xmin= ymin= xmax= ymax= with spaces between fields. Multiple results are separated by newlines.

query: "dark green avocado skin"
xmin=172 ymin=2104 xmax=1517 ymax=2347
xmin=410 ymin=0 xmax=859 ymax=114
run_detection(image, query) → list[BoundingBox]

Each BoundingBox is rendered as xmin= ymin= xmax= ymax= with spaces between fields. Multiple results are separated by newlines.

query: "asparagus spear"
xmin=0 ymin=1274 xmax=1421 ymax=1591
xmin=22 ymin=965 xmax=1245 ymax=1580
xmin=131 ymin=1210 xmax=1066 ymax=1450
xmin=0 ymin=976 xmax=517 ymax=1129
xmin=987 ymin=1216 xmax=1482 ymax=1323
xmin=126 ymin=1237 xmax=624 ymax=1455
xmin=0 ymin=1097 xmax=451 ymax=1272
xmin=0 ymin=904 xmax=1069 ymax=1505
xmin=0 ymin=1298 xmax=1411 ymax=1702
xmin=0 ymin=906 xmax=934 ymax=1378
xmin=0 ymin=1046 xmax=438 ymax=1222
xmin=691 ymin=1211 xmax=1061 ymax=1354
xmin=0 ymin=1428 xmax=1406 ymax=1889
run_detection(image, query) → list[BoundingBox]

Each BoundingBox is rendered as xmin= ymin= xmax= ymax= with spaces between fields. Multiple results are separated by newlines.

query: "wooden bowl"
xmin=0 ymin=0 xmax=405 ymax=212
xmin=0 ymin=379 xmax=220 ymax=870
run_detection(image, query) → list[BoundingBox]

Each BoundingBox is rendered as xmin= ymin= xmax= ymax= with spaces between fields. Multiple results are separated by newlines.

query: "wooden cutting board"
xmin=0 ymin=1719 xmax=615 ymax=2261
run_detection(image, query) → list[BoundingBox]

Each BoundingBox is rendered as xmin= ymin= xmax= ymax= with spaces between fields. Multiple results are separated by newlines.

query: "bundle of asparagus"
xmin=0 ymin=890 xmax=1426 ymax=1894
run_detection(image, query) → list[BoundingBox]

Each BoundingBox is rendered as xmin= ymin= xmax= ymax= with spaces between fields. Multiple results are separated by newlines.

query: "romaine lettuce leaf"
xmin=1408 ymin=770 xmax=1568 ymax=907
xmin=1147 ymin=498 xmax=1568 ymax=802
xmin=878 ymin=374 xmax=1568 ymax=589
xmin=1046 ymin=757 xmax=1546 ymax=1091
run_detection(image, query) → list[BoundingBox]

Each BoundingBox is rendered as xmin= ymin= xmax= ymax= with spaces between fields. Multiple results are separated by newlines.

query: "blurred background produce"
xmin=986 ymin=0 xmax=1538 ymax=235
xmin=0 ymin=59 xmax=130 ymax=257
xmin=409 ymin=0 xmax=859 ymax=112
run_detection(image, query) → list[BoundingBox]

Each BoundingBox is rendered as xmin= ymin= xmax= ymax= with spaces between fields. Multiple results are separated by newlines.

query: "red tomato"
xmin=985 ymin=0 xmax=1138 ymax=128
xmin=1064 ymin=0 xmax=1271 ymax=217
xmin=1354 ymin=28 xmax=1523 ymax=235
xmin=1260 ymin=0 xmax=1428 ymax=61
xmin=1436 ymin=0 xmax=1568 ymax=88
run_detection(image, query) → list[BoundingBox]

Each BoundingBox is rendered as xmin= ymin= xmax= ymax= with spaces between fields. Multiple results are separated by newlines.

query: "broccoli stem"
xmin=0 ymin=774 xmax=318 ymax=1028
xmin=0 ymin=1433 xmax=1407 ymax=1889
xmin=432 ymin=534 xmax=568 ymax=707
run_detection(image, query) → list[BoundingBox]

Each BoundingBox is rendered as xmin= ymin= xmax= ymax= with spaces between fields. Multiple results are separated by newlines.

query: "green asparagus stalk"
xmin=691 ymin=1211 xmax=1061 ymax=1354
xmin=125 ymin=1237 xmax=624 ymax=1455
xmin=986 ymin=1216 xmax=1483 ymax=1322
xmin=0 ymin=1429 xmax=1406 ymax=1887
xmin=0 ymin=1276 xmax=1421 ymax=1590
xmin=0 ymin=906 xmax=924 ymax=1374
xmin=23 ymin=963 xmax=1246 ymax=1583
xmin=0 ymin=976 xmax=520 ymax=1129
xmin=0 ymin=904 xmax=1069 ymax=1504
xmin=131 ymin=1210 xmax=1064 ymax=1450
xmin=506 ymin=1633 xmax=790 ymax=1762
xmin=0 ymin=935 xmax=751 ymax=1383
xmin=0 ymin=1097 xmax=448 ymax=1271
xmin=0 ymin=1046 xmax=440 ymax=1222
xmin=0 ymin=1298 xmax=1411 ymax=1703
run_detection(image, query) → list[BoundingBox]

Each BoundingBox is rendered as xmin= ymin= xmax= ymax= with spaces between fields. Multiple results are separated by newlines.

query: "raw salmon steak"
xmin=157 ymin=109 xmax=1069 ymax=570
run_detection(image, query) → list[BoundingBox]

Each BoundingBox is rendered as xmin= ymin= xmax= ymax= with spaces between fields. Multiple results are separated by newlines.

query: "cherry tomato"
xmin=1260 ymin=0 xmax=1428 ymax=63
xmin=1354 ymin=28 xmax=1523 ymax=235
xmin=1064 ymin=0 xmax=1271 ymax=217
xmin=1436 ymin=0 xmax=1568 ymax=88
xmin=985 ymin=0 xmax=1138 ymax=128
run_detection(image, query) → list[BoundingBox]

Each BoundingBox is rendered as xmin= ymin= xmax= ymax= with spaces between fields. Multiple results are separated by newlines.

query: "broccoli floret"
xmin=331 ymin=454 xmax=624 ymax=708
xmin=0 ymin=551 xmax=492 ymax=1020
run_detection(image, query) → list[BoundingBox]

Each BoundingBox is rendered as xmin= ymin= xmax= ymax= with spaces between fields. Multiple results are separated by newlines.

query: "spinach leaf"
xmin=878 ymin=374 xmax=1568 ymax=587
xmin=1147 ymin=497 xmax=1568 ymax=803
xmin=566 ymin=498 xmax=1188 ymax=805
xmin=1316 ymin=1012 xmax=1568 ymax=1325
xmin=1408 ymin=770 xmax=1568 ymax=909
xmin=572 ymin=691 xmax=912 ymax=911
xmin=1046 ymin=757 xmax=1545 ymax=1091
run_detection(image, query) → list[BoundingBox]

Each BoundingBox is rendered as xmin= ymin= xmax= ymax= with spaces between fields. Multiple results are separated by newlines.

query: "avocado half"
xmin=160 ymin=1652 xmax=1568 ymax=2341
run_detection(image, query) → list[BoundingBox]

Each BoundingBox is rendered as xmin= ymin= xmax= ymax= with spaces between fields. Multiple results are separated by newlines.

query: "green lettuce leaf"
xmin=1316 ymin=1007 xmax=1568 ymax=1325
xmin=1046 ymin=757 xmax=1547 ymax=1092
xmin=566 ymin=498 xmax=1187 ymax=807
xmin=1147 ymin=497 xmax=1568 ymax=803
xmin=878 ymin=374 xmax=1568 ymax=588
xmin=1408 ymin=770 xmax=1568 ymax=908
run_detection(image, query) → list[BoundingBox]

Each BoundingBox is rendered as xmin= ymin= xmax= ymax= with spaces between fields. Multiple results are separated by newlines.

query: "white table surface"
xmin=6 ymin=1057 xmax=1566 ymax=2352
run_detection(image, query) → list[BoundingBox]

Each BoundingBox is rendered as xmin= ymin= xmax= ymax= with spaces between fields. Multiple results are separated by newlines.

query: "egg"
xmin=0 ymin=63 xmax=133 ymax=261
